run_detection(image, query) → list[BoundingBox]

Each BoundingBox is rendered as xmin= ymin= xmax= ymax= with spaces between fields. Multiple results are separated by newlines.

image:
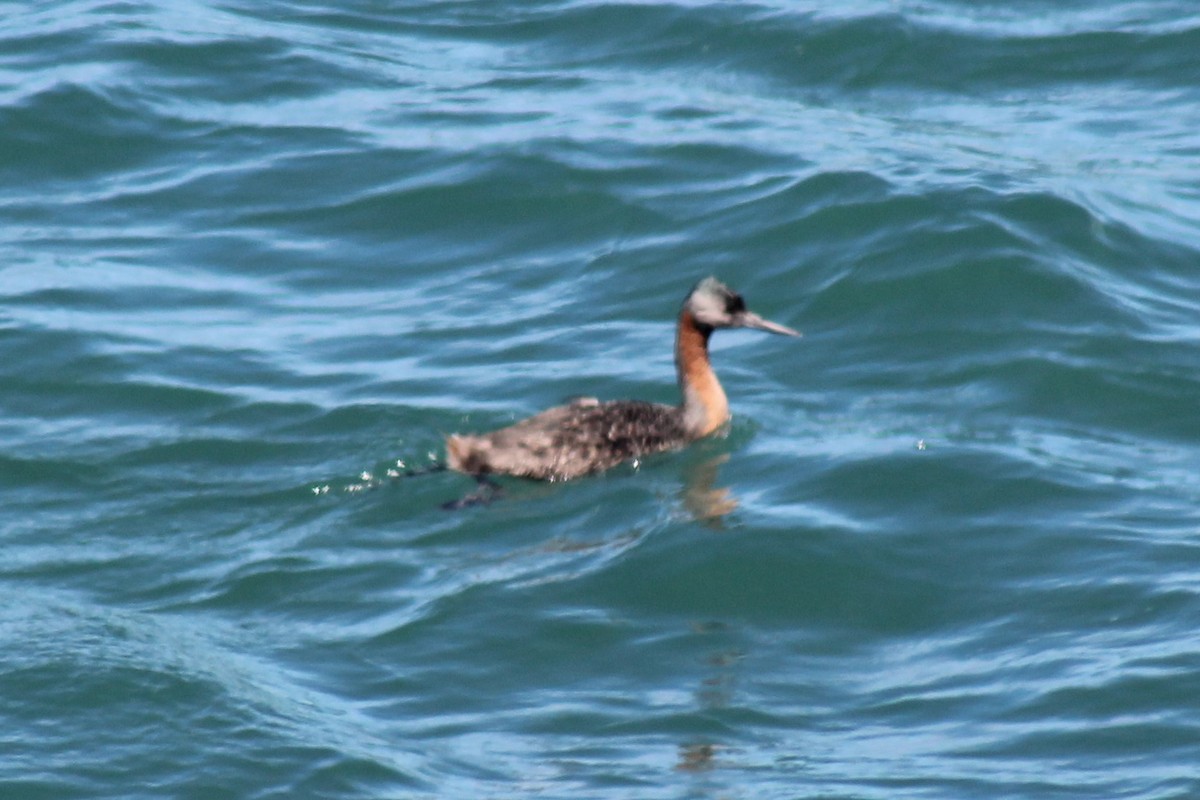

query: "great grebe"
xmin=445 ymin=277 xmax=799 ymax=482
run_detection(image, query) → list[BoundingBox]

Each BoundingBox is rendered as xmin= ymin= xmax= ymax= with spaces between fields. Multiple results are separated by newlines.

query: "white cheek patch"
xmin=688 ymin=293 xmax=728 ymax=326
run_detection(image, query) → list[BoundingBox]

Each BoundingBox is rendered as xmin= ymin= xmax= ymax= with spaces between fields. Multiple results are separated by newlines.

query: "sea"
xmin=3 ymin=1 xmax=1200 ymax=798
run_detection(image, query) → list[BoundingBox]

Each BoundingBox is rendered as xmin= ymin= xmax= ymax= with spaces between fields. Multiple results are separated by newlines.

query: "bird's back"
xmin=446 ymin=397 xmax=691 ymax=481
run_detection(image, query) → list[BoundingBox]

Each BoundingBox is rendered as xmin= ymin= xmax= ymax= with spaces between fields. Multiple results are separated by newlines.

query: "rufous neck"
xmin=675 ymin=310 xmax=729 ymax=437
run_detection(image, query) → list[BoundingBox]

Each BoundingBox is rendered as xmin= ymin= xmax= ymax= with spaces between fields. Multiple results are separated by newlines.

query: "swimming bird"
xmin=445 ymin=277 xmax=800 ymax=482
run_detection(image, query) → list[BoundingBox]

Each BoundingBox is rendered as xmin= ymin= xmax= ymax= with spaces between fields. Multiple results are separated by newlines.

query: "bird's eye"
xmin=725 ymin=294 xmax=746 ymax=314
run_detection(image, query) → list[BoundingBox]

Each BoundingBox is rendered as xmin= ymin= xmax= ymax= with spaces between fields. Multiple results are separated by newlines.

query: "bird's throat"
xmin=676 ymin=311 xmax=730 ymax=437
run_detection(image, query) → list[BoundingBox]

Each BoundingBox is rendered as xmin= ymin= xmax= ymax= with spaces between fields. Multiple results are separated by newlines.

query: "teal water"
xmin=3 ymin=1 xmax=1200 ymax=798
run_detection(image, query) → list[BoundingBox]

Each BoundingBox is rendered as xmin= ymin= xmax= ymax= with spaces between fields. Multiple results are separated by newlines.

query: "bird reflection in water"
xmin=679 ymin=453 xmax=738 ymax=525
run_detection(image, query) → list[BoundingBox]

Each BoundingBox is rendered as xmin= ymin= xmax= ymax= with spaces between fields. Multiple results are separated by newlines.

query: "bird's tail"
xmin=445 ymin=434 xmax=490 ymax=475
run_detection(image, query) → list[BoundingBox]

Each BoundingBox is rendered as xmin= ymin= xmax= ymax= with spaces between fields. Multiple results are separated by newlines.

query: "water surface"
xmin=3 ymin=1 xmax=1200 ymax=798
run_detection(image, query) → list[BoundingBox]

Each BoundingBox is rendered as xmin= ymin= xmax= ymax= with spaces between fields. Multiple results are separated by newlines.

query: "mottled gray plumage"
xmin=448 ymin=397 xmax=688 ymax=481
